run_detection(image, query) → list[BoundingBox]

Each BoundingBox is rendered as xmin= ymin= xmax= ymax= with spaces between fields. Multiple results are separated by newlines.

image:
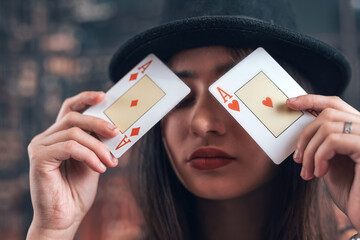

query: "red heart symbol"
xmin=262 ymin=97 xmax=273 ymax=108
xmin=228 ymin=99 xmax=240 ymax=111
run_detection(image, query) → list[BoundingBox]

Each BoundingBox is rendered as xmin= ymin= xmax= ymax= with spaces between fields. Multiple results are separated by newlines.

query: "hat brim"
xmin=109 ymin=16 xmax=350 ymax=95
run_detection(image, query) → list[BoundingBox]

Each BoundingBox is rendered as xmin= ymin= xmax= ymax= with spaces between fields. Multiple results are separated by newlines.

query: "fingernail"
xmin=314 ymin=168 xmax=319 ymax=177
xmin=99 ymin=161 xmax=107 ymax=171
xmin=92 ymin=92 xmax=105 ymax=100
xmin=110 ymin=153 xmax=118 ymax=165
xmin=293 ymin=149 xmax=299 ymax=161
xmin=108 ymin=152 xmax=114 ymax=162
xmin=300 ymin=167 xmax=306 ymax=179
xmin=287 ymin=97 xmax=297 ymax=102
xmin=108 ymin=123 xmax=117 ymax=131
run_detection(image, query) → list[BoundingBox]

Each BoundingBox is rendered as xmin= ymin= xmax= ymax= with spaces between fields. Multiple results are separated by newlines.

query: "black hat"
xmin=109 ymin=0 xmax=351 ymax=95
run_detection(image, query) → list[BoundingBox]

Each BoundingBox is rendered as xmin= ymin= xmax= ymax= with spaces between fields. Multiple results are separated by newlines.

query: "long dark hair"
xmin=129 ymin=47 xmax=339 ymax=239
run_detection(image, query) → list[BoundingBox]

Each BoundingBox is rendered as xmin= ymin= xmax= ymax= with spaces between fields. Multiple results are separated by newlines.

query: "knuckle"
xmin=27 ymin=142 xmax=35 ymax=159
xmin=27 ymin=141 xmax=34 ymax=154
xmin=64 ymin=140 xmax=78 ymax=151
xmin=326 ymin=133 xmax=340 ymax=144
xmin=27 ymin=144 xmax=41 ymax=163
xmin=320 ymin=108 xmax=334 ymax=120
xmin=304 ymin=95 xmax=315 ymax=108
xmin=307 ymin=94 xmax=316 ymax=102
xmin=331 ymin=96 xmax=341 ymax=102
xmin=62 ymin=97 xmax=73 ymax=108
xmin=29 ymin=133 xmax=41 ymax=145
xmin=68 ymin=127 xmax=82 ymax=138
xmin=27 ymin=134 xmax=42 ymax=156
xmin=63 ymin=111 xmax=77 ymax=124
xmin=319 ymin=121 xmax=334 ymax=135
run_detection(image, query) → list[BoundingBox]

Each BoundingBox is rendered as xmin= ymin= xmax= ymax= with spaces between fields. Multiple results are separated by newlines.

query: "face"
xmin=161 ymin=46 xmax=278 ymax=200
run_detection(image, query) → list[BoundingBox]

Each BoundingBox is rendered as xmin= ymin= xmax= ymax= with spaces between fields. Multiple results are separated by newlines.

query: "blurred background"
xmin=0 ymin=0 xmax=359 ymax=239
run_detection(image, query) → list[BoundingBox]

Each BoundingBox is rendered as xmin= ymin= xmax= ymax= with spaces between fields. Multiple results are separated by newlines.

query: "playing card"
xmin=84 ymin=54 xmax=190 ymax=158
xmin=209 ymin=47 xmax=316 ymax=164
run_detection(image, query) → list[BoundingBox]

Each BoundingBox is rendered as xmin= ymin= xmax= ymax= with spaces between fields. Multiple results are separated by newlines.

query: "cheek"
xmin=161 ymin=112 xmax=190 ymax=184
xmin=162 ymin=111 xmax=188 ymax=149
xmin=161 ymin=110 xmax=191 ymax=163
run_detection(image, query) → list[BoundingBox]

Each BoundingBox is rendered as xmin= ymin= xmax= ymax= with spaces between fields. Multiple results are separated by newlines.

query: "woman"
xmin=27 ymin=0 xmax=360 ymax=239
xmin=130 ymin=46 xmax=360 ymax=239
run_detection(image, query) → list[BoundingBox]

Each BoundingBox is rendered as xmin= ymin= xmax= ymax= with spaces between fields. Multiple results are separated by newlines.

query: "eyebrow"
xmin=173 ymin=70 xmax=198 ymax=79
xmin=172 ymin=61 xmax=236 ymax=80
xmin=216 ymin=62 xmax=237 ymax=76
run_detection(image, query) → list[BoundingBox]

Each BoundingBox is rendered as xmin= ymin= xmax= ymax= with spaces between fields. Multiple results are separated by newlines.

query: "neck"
xmin=193 ymin=182 xmax=275 ymax=240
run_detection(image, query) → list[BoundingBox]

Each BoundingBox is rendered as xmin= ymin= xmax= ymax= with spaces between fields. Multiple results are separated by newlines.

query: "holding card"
xmin=209 ymin=47 xmax=316 ymax=164
xmin=84 ymin=54 xmax=190 ymax=158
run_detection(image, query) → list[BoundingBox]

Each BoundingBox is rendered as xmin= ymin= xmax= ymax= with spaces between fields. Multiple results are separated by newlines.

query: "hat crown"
xmin=161 ymin=0 xmax=297 ymax=29
xmin=109 ymin=0 xmax=351 ymax=96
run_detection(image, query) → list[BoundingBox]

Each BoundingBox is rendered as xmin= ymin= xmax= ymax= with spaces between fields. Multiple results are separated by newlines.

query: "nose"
xmin=190 ymin=92 xmax=227 ymax=137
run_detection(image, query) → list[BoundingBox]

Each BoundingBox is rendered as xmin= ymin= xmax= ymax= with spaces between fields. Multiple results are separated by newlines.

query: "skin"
xmin=161 ymin=46 xmax=278 ymax=200
xmin=287 ymin=94 xmax=360 ymax=229
xmin=27 ymin=92 xmax=119 ymax=239
xmin=161 ymin=47 xmax=280 ymax=239
xmin=26 ymin=46 xmax=360 ymax=239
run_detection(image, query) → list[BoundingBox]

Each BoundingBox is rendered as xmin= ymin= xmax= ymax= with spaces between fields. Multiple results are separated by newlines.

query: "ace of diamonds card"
xmin=83 ymin=54 xmax=190 ymax=158
xmin=209 ymin=47 xmax=317 ymax=164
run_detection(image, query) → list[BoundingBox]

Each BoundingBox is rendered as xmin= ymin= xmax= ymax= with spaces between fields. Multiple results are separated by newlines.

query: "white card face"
xmin=84 ymin=54 xmax=190 ymax=158
xmin=209 ymin=47 xmax=316 ymax=164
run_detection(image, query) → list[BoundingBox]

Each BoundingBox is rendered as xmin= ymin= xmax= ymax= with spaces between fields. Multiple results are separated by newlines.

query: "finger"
xmin=300 ymin=148 xmax=315 ymax=180
xmin=44 ymin=140 xmax=108 ymax=173
xmin=314 ymin=134 xmax=360 ymax=177
xmin=303 ymin=122 xmax=359 ymax=179
xmin=301 ymin=122 xmax=337 ymax=180
xmin=45 ymin=112 xmax=119 ymax=138
xmin=294 ymin=108 xmax=360 ymax=164
xmin=39 ymin=127 xmax=118 ymax=167
xmin=286 ymin=94 xmax=360 ymax=115
xmin=56 ymin=91 xmax=105 ymax=121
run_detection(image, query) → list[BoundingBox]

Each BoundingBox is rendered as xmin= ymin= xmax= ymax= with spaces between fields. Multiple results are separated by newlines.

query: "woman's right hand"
xmin=26 ymin=91 xmax=119 ymax=239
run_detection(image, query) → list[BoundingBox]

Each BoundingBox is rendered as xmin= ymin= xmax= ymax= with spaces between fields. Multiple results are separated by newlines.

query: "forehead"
xmin=167 ymin=46 xmax=235 ymax=72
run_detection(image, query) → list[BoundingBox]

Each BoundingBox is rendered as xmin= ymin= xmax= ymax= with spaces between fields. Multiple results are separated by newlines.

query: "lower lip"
xmin=189 ymin=158 xmax=233 ymax=170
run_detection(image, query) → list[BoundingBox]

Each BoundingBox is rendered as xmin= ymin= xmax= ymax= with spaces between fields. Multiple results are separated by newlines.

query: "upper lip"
xmin=188 ymin=147 xmax=235 ymax=161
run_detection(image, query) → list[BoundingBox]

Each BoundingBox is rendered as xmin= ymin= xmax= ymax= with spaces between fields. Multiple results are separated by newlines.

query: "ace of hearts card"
xmin=209 ymin=47 xmax=317 ymax=164
xmin=83 ymin=54 xmax=190 ymax=158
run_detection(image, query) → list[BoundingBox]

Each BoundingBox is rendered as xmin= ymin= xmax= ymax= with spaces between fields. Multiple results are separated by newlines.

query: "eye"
xmin=174 ymin=94 xmax=195 ymax=109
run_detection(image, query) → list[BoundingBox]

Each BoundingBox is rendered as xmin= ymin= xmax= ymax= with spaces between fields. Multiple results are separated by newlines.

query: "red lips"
xmin=188 ymin=147 xmax=235 ymax=170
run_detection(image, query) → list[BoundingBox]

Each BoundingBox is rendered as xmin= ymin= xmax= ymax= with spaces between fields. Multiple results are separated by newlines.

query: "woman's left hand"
xmin=286 ymin=94 xmax=360 ymax=231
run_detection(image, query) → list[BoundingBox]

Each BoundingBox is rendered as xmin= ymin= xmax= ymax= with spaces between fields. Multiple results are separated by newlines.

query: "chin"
xmin=185 ymin=181 xmax=260 ymax=200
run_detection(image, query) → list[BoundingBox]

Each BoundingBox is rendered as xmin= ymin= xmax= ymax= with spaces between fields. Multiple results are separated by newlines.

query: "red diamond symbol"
xmin=130 ymin=127 xmax=140 ymax=136
xmin=130 ymin=99 xmax=138 ymax=107
xmin=129 ymin=73 xmax=138 ymax=81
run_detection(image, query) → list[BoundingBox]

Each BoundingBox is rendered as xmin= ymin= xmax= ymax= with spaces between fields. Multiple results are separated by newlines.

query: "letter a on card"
xmin=115 ymin=135 xmax=131 ymax=150
xmin=217 ymin=87 xmax=232 ymax=103
xmin=138 ymin=60 xmax=153 ymax=74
